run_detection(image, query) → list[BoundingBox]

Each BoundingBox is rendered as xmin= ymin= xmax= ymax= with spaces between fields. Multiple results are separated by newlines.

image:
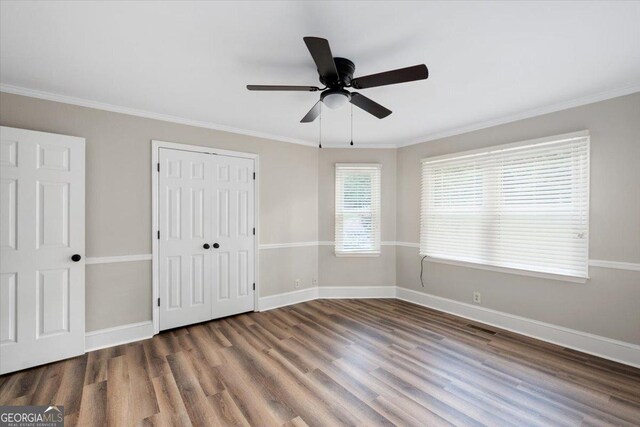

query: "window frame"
xmin=335 ymin=163 xmax=382 ymax=257
xmin=420 ymin=130 xmax=590 ymax=283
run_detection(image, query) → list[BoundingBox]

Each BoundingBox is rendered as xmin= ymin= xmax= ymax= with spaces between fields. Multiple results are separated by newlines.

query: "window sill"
xmin=420 ymin=255 xmax=588 ymax=283
xmin=335 ymin=252 xmax=381 ymax=258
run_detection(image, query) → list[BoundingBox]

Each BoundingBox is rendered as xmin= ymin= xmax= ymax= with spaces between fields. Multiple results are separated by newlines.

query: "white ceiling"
xmin=1 ymin=1 xmax=639 ymax=147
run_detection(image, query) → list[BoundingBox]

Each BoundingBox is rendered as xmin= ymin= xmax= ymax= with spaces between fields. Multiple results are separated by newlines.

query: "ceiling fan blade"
xmin=303 ymin=37 xmax=339 ymax=84
xmin=351 ymin=64 xmax=428 ymax=89
xmin=300 ymin=101 xmax=321 ymax=123
xmin=349 ymin=93 xmax=392 ymax=119
xmin=247 ymin=85 xmax=320 ymax=91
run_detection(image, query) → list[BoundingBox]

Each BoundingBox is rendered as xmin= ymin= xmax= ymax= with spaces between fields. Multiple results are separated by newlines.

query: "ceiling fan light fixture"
xmin=321 ymin=88 xmax=351 ymax=110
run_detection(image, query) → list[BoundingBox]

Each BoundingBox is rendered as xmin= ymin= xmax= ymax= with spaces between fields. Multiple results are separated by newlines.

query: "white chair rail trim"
xmin=85 ymin=245 xmax=640 ymax=272
xmin=86 ymin=254 xmax=152 ymax=265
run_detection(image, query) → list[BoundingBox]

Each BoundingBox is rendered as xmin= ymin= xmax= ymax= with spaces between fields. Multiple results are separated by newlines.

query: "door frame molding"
xmin=151 ymin=140 xmax=260 ymax=335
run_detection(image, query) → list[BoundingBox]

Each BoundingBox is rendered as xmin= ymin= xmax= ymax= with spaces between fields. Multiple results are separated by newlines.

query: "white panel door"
xmin=0 ymin=126 xmax=85 ymax=375
xmin=158 ymin=148 xmax=212 ymax=330
xmin=210 ymin=155 xmax=255 ymax=319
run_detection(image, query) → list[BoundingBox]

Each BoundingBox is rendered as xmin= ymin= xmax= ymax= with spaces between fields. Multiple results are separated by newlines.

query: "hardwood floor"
xmin=1 ymin=299 xmax=639 ymax=426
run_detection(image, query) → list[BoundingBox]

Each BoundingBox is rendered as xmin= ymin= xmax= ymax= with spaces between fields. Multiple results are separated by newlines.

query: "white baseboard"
xmin=258 ymin=286 xmax=395 ymax=312
xmin=258 ymin=287 xmax=319 ymax=311
xmin=83 ymin=287 xmax=640 ymax=368
xmin=258 ymin=285 xmax=640 ymax=368
xmin=396 ymin=287 xmax=640 ymax=369
xmin=318 ymin=286 xmax=396 ymax=299
xmin=85 ymin=320 xmax=155 ymax=352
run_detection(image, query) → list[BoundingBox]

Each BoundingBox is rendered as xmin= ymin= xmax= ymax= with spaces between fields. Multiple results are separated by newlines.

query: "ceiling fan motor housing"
xmin=321 ymin=57 xmax=356 ymax=87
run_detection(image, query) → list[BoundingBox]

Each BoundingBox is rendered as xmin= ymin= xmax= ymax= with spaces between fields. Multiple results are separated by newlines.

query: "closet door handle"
xmin=203 ymin=243 xmax=210 ymax=249
xmin=71 ymin=254 xmax=82 ymax=262
xmin=212 ymin=243 xmax=220 ymax=249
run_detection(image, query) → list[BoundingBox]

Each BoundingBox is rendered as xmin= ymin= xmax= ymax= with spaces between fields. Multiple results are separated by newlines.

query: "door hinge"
xmin=157 ymin=230 xmax=160 ymax=239
xmin=157 ymin=163 xmax=160 ymax=172
xmin=253 ymin=283 xmax=255 ymax=291
xmin=157 ymin=298 xmax=160 ymax=307
xmin=253 ymin=228 xmax=255 ymax=235
xmin=253 ymin=172 xmax=256 ymax=180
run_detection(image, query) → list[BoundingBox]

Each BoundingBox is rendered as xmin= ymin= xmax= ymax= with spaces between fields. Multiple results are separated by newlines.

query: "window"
xmin=335 ymin=164 xmax=381 ymax=256
xmin=420 ymin=131 xmax=589 ymax=279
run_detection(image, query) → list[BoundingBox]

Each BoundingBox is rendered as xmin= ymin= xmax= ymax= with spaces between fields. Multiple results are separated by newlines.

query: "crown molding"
xmin=0 ymin=83 xmax=318 ymax=147
xmin=0 ymin=84 xmax=397 ymax=150
xmin=395 ymin=83 xmax=640 ymax=148
xmin=318 ymin=143 xmax=398 ymax=149
xmin=2 ymin=82 xmax=638 ymax=150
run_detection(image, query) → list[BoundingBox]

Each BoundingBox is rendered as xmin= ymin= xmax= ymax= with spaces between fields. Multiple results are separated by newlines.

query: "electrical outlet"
xmin=295 ymin=279 xmax=301 ymax=289
xmin=473 ymin=291 xmax=481 ymax=304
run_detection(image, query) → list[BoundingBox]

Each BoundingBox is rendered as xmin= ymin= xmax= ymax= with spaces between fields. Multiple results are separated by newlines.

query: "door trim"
xmin=151 ymin=140 xmax=260 ymax=335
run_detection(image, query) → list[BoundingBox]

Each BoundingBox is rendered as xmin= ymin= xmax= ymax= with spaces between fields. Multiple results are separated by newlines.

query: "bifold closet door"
xmin=158 ymin=148 xmax=255 ymax=330
xmin=210 ymin=155 xmax=255 ymax=319
xmin=1 ymin=126 xmax=85 ymax=375
xmin=158 ymin=148 xmax=213 ymax=330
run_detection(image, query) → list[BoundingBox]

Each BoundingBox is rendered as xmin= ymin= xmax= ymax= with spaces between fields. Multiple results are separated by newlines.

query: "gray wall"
xmin=318 ymin=148 xmax=397 ymax=287
xmin=0 ymin=92 xmax=319 ymax=331
xmin=396 ymin=92 xmax=640 ymax=345
xmin=2 ymin=91 xmax=638 ymax=345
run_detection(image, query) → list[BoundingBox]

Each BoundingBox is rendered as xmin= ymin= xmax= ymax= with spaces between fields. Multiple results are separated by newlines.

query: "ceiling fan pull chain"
xmin=350 ymin=103 xmax=354 ymax=146
xmin=319 ymin=102 xmax=322 ymax=148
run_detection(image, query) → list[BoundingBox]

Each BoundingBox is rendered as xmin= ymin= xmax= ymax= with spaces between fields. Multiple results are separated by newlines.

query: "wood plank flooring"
xmin=1 ymin=299 xmax=639 ymax=426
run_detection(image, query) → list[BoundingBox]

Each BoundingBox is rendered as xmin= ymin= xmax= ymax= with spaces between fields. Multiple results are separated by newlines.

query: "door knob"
xmin=71 ymin=254 xmax=82 ymax=262
xmin=203 ymin=243 xmax=210 ymax=249
xmin=213 ymin=243 xmax=220 ymax=249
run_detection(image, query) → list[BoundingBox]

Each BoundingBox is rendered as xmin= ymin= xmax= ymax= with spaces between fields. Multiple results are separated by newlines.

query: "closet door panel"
xmin=158 ymin=149 xmax=212 ymax=330
xmin=210 ymin=156 xmax=255 ymax=318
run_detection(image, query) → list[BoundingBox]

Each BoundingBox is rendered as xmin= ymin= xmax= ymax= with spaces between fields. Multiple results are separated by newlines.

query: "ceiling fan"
xmin=247 ymin=37 xmax=429 ymax=123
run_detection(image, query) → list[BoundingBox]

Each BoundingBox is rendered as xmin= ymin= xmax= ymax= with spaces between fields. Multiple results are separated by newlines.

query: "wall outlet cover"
xmin=473 ymin=291 xmax=481 ymax=304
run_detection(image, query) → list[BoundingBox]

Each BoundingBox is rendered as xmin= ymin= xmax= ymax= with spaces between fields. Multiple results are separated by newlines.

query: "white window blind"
xmin=420 ymin=132 xmax=590 ymax=279
xmin=335 ymin=164 xmax=381 ymax=256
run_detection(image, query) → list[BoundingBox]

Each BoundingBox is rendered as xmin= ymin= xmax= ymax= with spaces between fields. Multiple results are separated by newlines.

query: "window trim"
xmin=335 ymin=163 xmax=382 ymax=257
xmin=425 ymin=256 xmax=588 ymax=283
xmin=422 ymin=130 xmax=589 ymax=165
xmin=420 ymin=130 xmax=590 ymax=283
